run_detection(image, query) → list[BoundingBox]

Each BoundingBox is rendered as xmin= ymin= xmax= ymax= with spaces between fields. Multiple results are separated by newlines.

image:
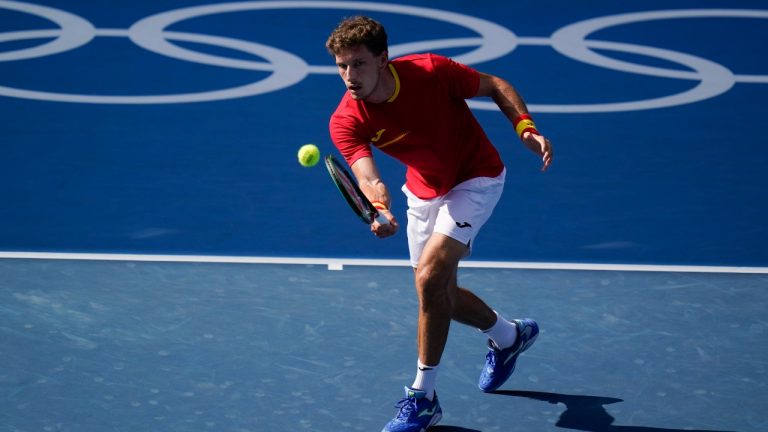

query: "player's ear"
xmin=378 ymin=50 xmax=389 ymax=68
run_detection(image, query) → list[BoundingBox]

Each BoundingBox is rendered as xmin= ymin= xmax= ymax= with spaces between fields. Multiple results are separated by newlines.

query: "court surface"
xmin=1 ymin=0 xmax=767 ymax=431
xmin=2 ymin=258 xmax=766 ymax=431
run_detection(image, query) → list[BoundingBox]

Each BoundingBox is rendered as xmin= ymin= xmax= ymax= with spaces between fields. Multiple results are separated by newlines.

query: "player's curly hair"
xmin=326 ymin=16 xmax=388 ymax=56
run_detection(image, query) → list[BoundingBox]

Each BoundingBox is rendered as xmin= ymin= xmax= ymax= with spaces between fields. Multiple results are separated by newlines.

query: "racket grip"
xmin=374 ymin=213 xmax=390 ymax=225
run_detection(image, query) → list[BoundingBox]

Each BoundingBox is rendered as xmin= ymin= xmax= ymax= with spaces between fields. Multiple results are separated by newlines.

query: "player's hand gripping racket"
xmin=324 ymin=154 xmax=389 ymax=225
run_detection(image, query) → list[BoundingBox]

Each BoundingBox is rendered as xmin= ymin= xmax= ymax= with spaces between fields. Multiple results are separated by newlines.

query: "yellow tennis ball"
xmin=297 ymin=144 xmax=320 ymax=167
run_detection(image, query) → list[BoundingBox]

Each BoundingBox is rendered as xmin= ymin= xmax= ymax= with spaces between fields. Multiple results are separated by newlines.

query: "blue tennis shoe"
xmin=478 ymin=318 xmax=539 ymax=392
xmin=382 ymin=387 xmax=442 ymax=432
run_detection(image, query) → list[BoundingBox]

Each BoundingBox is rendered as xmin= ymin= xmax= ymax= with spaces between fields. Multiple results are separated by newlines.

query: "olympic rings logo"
xmin=1 ymin=0 xmax=766 ymax=113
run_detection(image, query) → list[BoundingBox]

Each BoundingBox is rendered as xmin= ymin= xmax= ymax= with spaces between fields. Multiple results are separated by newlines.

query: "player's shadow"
xmin=431 ymin=427 xmax=481 ymax=432
xmin=494 ymin=390 xmax=738 ymax=432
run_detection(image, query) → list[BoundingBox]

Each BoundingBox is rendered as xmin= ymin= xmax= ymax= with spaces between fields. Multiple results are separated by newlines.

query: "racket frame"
xmin=324 ymin=154 xmax=389 ymax=225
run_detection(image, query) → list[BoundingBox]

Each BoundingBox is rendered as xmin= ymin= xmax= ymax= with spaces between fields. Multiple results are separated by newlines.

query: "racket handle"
xmin=374 ymin=213 xmax=390 ymax=225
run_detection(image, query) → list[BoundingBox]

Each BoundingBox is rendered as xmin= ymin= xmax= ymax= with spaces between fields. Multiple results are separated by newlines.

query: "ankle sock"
xmin=411 ymin=360 xmax=439 ymax=400
xmin=482 ymin=311 xmax=518 ymax=350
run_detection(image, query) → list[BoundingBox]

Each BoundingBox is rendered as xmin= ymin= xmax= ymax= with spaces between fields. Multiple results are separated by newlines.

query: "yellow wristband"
xmin=514 ymin=119 xmax=537 ymax=137
xmin=513 ymin=114 xmax=540 ymax=138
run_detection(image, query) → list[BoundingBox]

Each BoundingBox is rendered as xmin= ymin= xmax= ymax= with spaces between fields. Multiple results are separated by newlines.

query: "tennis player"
xmin=326 ymin=16 xmax=552 ymax=432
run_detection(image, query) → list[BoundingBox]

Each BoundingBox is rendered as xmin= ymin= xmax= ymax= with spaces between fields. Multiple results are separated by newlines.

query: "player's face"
xmin=335 ymin=45 xmax=388 ymax=101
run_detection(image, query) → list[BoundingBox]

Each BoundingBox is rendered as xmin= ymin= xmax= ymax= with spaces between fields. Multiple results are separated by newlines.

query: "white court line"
xmin=0 ymin=251 xmax=766 ymax=274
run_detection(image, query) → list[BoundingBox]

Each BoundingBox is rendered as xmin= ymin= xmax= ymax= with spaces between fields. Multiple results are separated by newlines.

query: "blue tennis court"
xmin=1 ymin=1 xmax=766 ymax=431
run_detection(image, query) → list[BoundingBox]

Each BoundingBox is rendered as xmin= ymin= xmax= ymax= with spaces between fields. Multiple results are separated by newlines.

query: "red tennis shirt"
xmin=329 ymin=53 xmax=504 ymax=199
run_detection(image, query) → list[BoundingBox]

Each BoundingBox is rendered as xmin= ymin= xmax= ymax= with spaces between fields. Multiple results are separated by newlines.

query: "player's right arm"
xmin=351 ymin=156 xmax=398 ymax=238
xmin=476 ymin=72 xmax=553 ymax=172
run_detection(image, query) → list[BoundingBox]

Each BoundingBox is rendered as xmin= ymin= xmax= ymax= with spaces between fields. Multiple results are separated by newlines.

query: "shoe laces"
xmin=393 ymin=396 xmax=419 ymax=419
xmin=486 ymin=347 xmax=499 ymax=368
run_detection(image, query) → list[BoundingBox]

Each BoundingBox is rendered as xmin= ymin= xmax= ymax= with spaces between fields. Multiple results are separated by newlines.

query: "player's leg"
xmin=427 ymin=172 xmax=516 ymax=341
xmin=382 ymin=204 xmax=456 ymax=432
xmin=413 ymin=232 xmax=467 ymax=367
xmin=428 ymin=172 xmax=538 ymax=393
xmin=450 ymin=280 xmax=536 ymax=392
xmin=451 ymin=284 xmax=496 ymax=329
xmin=380 ymin=234 xmax=468 ymax=432
xmin=452 ymin=284 xmax=522 ymax=348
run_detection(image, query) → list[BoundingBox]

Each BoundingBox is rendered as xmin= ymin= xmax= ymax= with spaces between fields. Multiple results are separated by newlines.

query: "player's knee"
xmin=415 ymin=264 xmax=453 ymax=310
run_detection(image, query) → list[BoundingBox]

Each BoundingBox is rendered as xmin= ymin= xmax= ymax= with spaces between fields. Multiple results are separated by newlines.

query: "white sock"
xmin=411 ymin=360 xmax=439 ymax=401
xmin=481 ymin=311 xmax=518 ymax=350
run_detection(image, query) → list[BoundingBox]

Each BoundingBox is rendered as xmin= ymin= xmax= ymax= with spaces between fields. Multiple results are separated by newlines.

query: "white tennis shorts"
xmin=402 ymin=169 xmax=505 ymax=267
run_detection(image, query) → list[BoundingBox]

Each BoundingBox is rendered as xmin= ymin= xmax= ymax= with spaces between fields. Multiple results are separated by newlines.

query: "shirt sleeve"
xmin=329 ymin=111 xmax=372 ymax=167
xmin=431 ymin=54 xmax=480 ymax=100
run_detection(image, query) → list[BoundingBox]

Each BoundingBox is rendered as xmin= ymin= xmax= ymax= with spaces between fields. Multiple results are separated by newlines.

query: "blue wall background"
xmin=1 ymin=0 xmax=766 ymax=266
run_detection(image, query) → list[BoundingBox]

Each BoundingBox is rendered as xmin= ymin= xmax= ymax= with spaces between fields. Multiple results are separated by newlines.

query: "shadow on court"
xmin=432 ymin=427 xmax=482 ymax=432
xmin=495 ymin=391 xmax=739 ymax=432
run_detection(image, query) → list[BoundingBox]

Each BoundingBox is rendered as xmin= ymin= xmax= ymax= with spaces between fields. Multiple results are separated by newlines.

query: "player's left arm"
xmin=475 ymin=73 xmax=553 ymax=172
xmin=350 ymin=156 xmax=398 ymax=238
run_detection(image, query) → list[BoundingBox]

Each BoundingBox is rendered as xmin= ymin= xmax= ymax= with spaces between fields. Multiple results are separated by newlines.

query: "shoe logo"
xmin=455 ymin=221 xmax=472 ymax=228
xmin=418 ymin=406 xmax=437 ymax=417
xmin=504 ymin=324 xmax=535 ymax=365
xmin=520 ymin=326 xmax=533 ymax=345
xmin=519 ymin=324 xmax=534 ymax=342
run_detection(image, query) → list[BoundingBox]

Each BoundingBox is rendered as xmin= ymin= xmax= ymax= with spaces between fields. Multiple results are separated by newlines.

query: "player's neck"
xmin=366 ymin=63 xmax=396 ymax=104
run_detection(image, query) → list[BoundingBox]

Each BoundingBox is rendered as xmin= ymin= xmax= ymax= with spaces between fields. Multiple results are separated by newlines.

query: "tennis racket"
xmin=324 ymin=154 xmax=389 ymax=225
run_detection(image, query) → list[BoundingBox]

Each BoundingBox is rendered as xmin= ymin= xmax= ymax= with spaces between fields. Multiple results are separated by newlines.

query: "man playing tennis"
xmin=326 ymin=16 xmax=553 ymax=432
